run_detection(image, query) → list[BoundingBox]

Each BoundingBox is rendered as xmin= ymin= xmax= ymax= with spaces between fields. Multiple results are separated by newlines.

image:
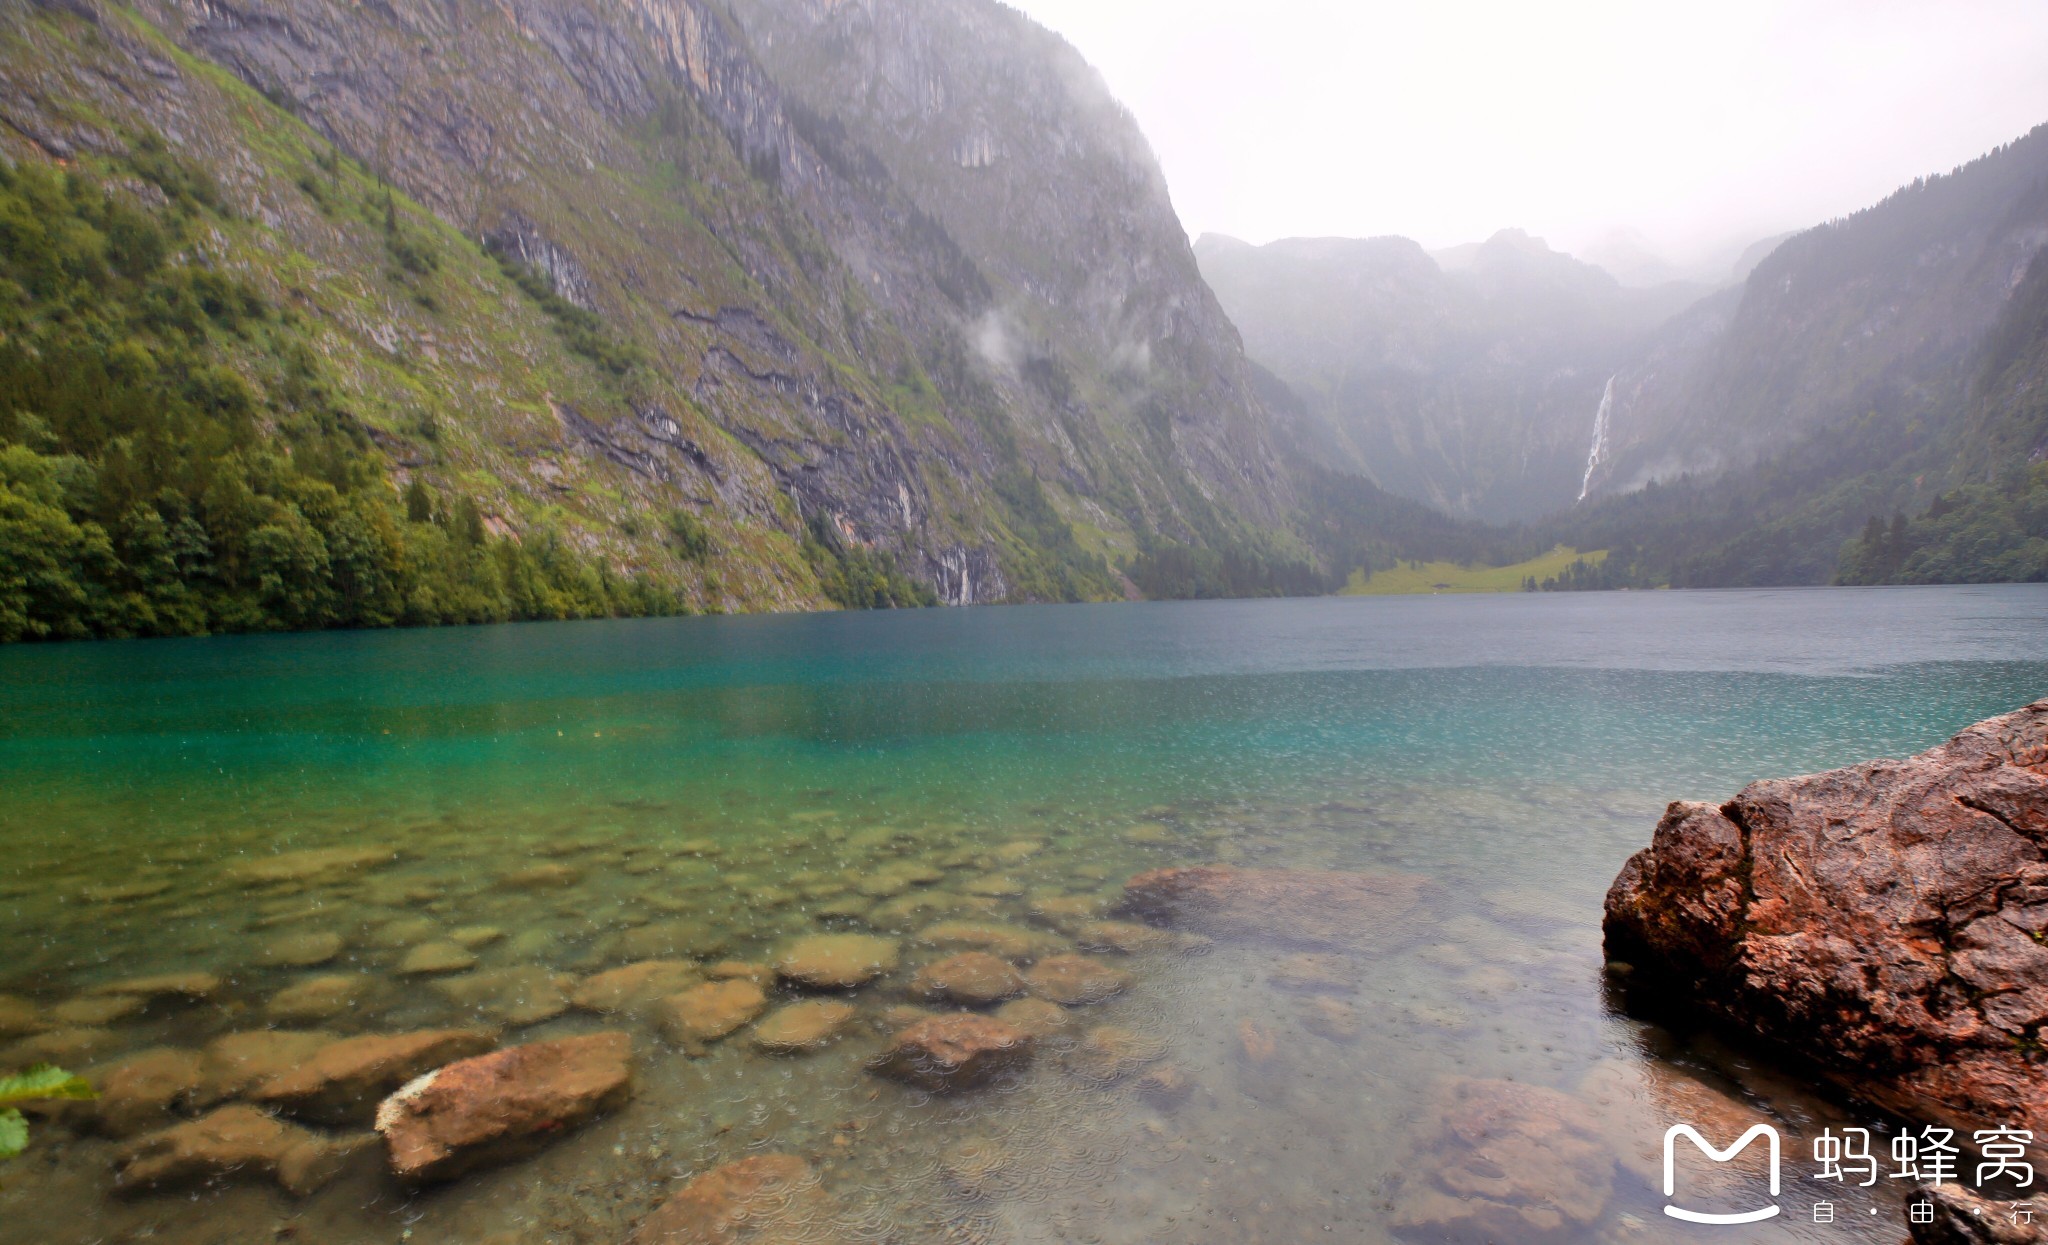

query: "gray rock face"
xmin=734 ymin=0 xmax=1297 ymax=539
xmin=146 ymin=0 xmax=1296 ymax=605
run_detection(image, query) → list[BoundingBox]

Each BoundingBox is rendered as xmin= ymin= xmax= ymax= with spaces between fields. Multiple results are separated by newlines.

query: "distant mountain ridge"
xmin=1196 ymin=226 xmax=1711 ymax=521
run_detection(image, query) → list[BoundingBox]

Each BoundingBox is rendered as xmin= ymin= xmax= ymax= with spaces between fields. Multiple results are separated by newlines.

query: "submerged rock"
xmin=612 ymin=919 xmax=728 ymax=961
xmin=397 ymin=941 xmax=478 ymax=976
xmin=1117 ymin=866 xmax=1430 ymax=951
xmin=267 ymin=974 xmax=374 ymax=1023
xmin=916 ymin=920 xmax=1065 ymax=962
xmin=4 ymin=1026 xmax=119 ymax=1068
xmin=1063 ymin=1026 xmax=1166 ymax=1083
xmin=993 ymin=998 xmax=1074 ymax=1044
xmin=774 ymin=934 xmax=900 ymax=989
xmin=750 ymin=1000 xmax=856 ymax=1054
xmin=1072 ymin=919 xmax=1184 ymax=955
xmin=1575 ymin=1059 xmax=1768 ymax=1192
xmin=253 ymin=1029 xmax=497 ymax=1124
xmin=225 ymin=846 xmax=393 ymax=887
xmin=114 ymin=1104 xmax=368 ymax=1197
xmin=1298 ymin=996 xmax=1361 ymax=1042
xmin=94 ymin=1049 xmax=216 ymax=1137
xmin=495 ymin=862 xmax=582 ymax=891
xmin=869 ymin=1014 xmax=1033 ymax=1092
xmin=909 ymin=952 xmax=1026 ymax=1006
xmin=433 ymin=967 xmax=575 ymax=1027
xmin=1603 ymin=699 xmax=2048 ymax=1133
xmin=0 ymin=994 xmax=44 ymax=1038
xmin=89 ymin=971 xmax=221 ymax=1001
xmin=1025 ymin=954 xmax=1131 ymax=1006
xmin=1027 ymin=893 xmax=1110 ymax=926
xmin=571 ymin=960 xmax=703 ymax=1014
xmin=656 ymin=980 xmax=767 ymax=1049
xmin=374 ymin=1032 xmax=633 ymax=1183
xmin=52 ymin=995 xmax=144 ymax=1026
xmin=703 ymin=960 xmax=770 ymax=983
xmin=1389 ymin=1078 xmax=1614 ymax=1243
xmin=1136 ymin=1062 xmax=1195 ymax=1111
xmin=630 ymin=1154 xmax=834 ymax=1245
xmin=451 ymin=925 xmax=506 ymax=950
xmin=257 ymin=930 xmax=346 ymax=968
xmin=203 ymin=1030 xmax=338 ymax=1098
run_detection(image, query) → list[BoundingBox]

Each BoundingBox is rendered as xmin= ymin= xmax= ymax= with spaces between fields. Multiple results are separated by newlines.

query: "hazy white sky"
xmin=1006 ymin=0 xmax=2048 ymax=267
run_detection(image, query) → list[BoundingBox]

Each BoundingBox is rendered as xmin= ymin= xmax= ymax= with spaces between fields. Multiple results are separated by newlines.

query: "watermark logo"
xmin=1663 ymin=1123 xmax=1783 ymax=1224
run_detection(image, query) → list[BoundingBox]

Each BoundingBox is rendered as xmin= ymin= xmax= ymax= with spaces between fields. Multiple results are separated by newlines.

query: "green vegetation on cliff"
xmin=0 ymin=149 xmax=681 ymax=641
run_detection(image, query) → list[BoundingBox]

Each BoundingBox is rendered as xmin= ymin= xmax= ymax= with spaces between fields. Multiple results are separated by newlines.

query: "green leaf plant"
xmin=0 ymin=1065 xmax=96 ymax=1159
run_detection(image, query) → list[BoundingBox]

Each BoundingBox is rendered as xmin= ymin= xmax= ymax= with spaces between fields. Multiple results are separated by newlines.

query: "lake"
xmin=2 ymin=585 xmax=2044 ymax=1243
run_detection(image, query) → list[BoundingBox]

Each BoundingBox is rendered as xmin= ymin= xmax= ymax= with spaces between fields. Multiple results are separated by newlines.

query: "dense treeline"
xmin=1122 ymin=536 xmax=1328 ymax=600
xmin=1836 ymin=469 xmax=2048 ymax=584
xmin=0 ymin=147 xmax=680 ymax=642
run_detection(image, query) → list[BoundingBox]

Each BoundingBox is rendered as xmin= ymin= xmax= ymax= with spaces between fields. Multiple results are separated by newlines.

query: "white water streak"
xmin=1577 ymin=375 xmax=1617 ymax=503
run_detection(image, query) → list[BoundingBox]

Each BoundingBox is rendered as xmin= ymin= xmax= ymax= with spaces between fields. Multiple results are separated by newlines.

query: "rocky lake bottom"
xmin=1 ymin=588 xmax=2044 ymax=1243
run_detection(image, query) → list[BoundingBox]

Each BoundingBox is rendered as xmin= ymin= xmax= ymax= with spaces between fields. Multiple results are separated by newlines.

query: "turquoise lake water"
xmin=1 ymin=585 xmax=2043 ymax=1243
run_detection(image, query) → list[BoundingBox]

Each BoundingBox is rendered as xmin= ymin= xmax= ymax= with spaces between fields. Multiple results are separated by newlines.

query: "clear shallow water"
xmin=0 ymin=585 xmax=2042 ymax=1243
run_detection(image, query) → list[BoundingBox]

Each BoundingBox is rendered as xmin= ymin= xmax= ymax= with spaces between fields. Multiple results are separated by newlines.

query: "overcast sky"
xmin=1006 ymin=0 xmax=2048 ymax=270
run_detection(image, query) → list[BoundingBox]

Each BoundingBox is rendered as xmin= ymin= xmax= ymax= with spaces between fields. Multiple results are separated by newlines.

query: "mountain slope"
xmin=1583 ymin=124 xmax=2048 ymax=499
xmin=1529 ymin=125 xmax=2048 ymax=589
xmin=1 ymin=0 xmax=1318 ymax=638
xmin=728 ymin=0 xmax=1298 ymax=545
xmin=1196 ymin=228 xmax=1705 ymax=522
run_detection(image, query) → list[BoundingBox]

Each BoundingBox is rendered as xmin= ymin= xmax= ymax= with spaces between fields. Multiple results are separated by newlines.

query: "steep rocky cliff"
xmin=0 ymin=0 xmax=1304 ymax=627
xmin=731 ymin=0 xmax=1297 ymax=538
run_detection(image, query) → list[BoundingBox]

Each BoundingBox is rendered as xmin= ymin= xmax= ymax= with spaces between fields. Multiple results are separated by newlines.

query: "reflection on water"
xmin=1 ymin=587 xmax=2044 ymax=1243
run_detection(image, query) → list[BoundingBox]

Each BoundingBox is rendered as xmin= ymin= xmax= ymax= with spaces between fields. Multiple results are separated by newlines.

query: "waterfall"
xmin=1576 ymin=375 xmax=1617 ymax=503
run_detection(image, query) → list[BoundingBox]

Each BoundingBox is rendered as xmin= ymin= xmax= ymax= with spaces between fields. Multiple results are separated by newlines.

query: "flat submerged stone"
xmin=750 ymin=1000 xmax=856 ymax=1054
xmin=656 ymin=980 xmax=767 ymax=1048
xmin=630 ymin=1154 xmax=836 ymax=1244
xmin=114 ymin=1104 xmax=369 ymax=1198
xmin=226 ymin=847 xmax=394 ymax=886
xmin=253 ymin=1029 xmax=497 ymax=1125
xmin=1117 ymin=865 xmax=1431 ymax=951
xmin=910 ymin=952 xmax=1026 ymax=1006
xmin=869 ymin=1014 xmax=1033 ymax=1092
xmin=773 ymin=934 xmax=900 ymax=989
xmin=1025 ymin=954 xmax=1131 ymax=1006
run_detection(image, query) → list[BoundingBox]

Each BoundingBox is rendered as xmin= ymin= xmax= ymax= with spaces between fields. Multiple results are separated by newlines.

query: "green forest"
xmin=0 ymin=145 xmax=699 ymax=642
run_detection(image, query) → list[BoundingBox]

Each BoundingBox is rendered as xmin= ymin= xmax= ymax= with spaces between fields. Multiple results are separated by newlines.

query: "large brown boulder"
xmin=252 ymin=1029 xmax=496 ymax=1125
xmin=1604 ymin=699 xmax=2048 ymax=1134
xmin=374 ymin=1032 xmax=633 ymax=1183
xmin=1116 ymin=866 xmax=1429 ymax=950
